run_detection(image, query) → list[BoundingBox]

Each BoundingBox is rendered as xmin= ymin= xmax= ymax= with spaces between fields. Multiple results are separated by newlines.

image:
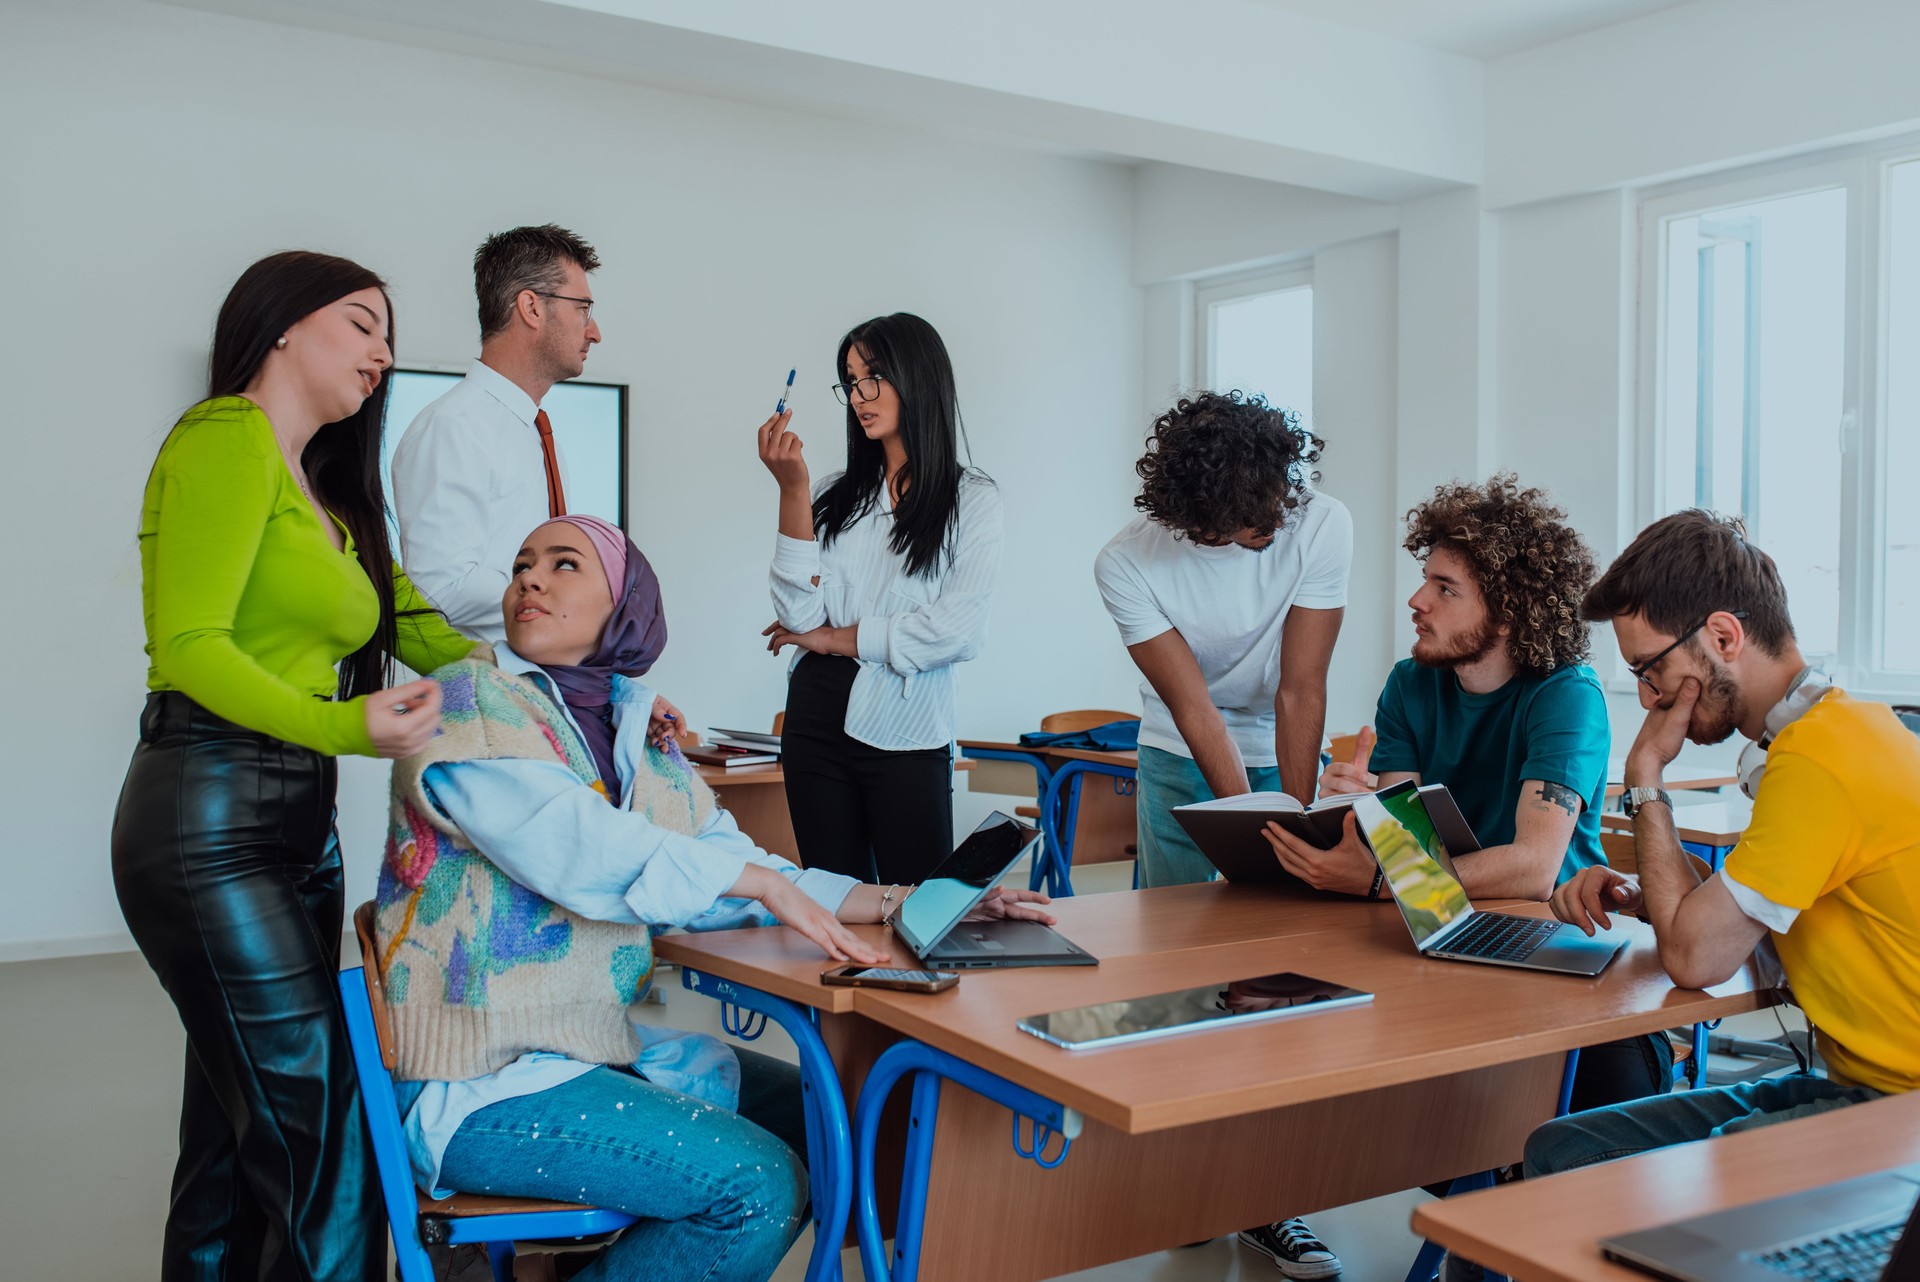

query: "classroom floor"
xmin=0 ymin=858 xmax=1795 ymax=1281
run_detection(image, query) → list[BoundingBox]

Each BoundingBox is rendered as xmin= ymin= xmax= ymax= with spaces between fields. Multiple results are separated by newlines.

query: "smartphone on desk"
xmin=819 ymin=965 xmax=959 ymax=993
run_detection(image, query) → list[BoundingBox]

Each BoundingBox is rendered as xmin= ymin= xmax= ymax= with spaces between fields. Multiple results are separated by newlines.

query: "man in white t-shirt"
xmin=1095 ymin=390 xmax=1351 ymax=1278
xmin=1095 ymin=390 xmax=1353 ymax=891
xmin=393 ymin=225 xmax=602 ymax=645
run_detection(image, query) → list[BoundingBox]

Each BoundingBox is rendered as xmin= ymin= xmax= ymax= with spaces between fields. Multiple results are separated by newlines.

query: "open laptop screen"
xmin=892 ymin=813 xmax=1037 ymax=956
xmin=1354 ymin=788 xmax=1472 ymax=949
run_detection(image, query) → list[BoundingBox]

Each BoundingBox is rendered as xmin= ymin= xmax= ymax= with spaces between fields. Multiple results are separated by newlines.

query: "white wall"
xmin=171 ymin=0 xmax=1483 ymax=200
xmin=0 ymin=0 xmax=1145 ymax=957
xmin=1394 ymin=190 xmax=1495 ymax=606
xmin=1131 ymin=163 xmax=1401 ymax=284
xmin=1311 ymin=235 xmax=1400 ymax=734
xmin=1485 ymin=0 xmax=1920 ymax=207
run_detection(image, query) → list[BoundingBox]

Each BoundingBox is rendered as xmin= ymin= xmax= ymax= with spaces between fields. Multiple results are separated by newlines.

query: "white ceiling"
xmin=1243 ymin=0 xmax=1696 ymax=59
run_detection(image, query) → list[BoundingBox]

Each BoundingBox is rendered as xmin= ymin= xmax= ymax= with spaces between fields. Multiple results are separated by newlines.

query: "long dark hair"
xmin=814 ymin=313 xmax=983 ymax=578
xmin=205 ymin=251 xmax=410 ymax=699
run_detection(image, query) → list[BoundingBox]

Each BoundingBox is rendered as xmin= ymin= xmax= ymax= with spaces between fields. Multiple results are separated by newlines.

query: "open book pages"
xmin=1177 ymin=790 xmax=1362 ymax=814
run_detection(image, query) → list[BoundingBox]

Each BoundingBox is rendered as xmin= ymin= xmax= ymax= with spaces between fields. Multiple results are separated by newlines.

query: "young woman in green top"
xmin=112 ymin=251 xmax=475 ymax=1282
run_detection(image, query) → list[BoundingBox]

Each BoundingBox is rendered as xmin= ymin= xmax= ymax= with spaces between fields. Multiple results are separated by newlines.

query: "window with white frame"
xmin=1638 ymin=141 xmax=1920 ymax=696
xmin=1197 ymin=269 xmax=1313 ymax=432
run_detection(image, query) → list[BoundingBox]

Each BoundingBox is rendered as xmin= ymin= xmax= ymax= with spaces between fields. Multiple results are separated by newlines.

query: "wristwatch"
xmin=1620 ymin=786 xmax=1672 ymax=818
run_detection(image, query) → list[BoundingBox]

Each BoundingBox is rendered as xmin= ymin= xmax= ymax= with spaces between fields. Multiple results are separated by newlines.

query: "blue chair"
xmin=340 ymin=903 xmax=638 ymax=1282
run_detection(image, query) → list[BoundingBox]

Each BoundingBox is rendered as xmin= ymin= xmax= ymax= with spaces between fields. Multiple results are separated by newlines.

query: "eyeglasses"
xmin=1628 ymin=611 xmax=1747 ymax=695
xmin=831 ymin=375 xmax=888 ymax=406
xmin=533 ymin=292 xmax=595 ymax=319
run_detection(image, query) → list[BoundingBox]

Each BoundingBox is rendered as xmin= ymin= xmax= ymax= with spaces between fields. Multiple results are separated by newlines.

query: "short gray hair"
xmin=473 ymin=224 xmax=599 ymax=339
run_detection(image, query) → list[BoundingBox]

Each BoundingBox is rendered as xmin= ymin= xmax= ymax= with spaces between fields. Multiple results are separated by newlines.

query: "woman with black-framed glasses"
xmin=753 ymin=313 xmax=1003 ymax=884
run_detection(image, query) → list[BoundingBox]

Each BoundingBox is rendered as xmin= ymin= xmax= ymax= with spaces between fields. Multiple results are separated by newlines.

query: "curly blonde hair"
xmin=1404 ymin=474 xmax=1596 ymax=677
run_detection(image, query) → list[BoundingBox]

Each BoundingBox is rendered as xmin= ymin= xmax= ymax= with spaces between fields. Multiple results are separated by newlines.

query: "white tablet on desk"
xmin=1015 ymin=971 xmax=1373 ymax=1050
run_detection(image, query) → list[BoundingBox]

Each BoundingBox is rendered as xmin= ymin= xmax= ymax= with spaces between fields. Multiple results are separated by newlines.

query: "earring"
xmin=274 ymin=336 xmax=288 ymax=349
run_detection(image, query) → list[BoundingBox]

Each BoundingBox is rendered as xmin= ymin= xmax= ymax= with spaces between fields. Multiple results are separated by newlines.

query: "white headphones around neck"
xmin=1735 ymin=666 xmax=1833 ymax=799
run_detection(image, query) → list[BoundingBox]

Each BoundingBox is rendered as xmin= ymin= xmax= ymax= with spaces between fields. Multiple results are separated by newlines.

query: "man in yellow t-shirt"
xmin=1525 ymin=509 xmax=1920 ymax=1179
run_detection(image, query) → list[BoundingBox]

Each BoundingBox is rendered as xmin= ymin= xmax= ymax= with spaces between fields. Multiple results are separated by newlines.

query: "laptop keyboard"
xmin=1748 ymin=1218 xmax=1903 ymax=1279
xmin=1439 ymin=912 xmax=1560 ymax=962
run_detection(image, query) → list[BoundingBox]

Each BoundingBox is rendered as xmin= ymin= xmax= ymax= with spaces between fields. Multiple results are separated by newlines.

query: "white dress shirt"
xmin=770 ymin=471 xmax=1003 ymax=751
xmin=392 ymin=360 xmax=567 ymax=645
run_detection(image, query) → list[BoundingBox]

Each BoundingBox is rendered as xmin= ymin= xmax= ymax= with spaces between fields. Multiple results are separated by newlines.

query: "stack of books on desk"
xmin=686 ymin=728 xmax=782 ymax=768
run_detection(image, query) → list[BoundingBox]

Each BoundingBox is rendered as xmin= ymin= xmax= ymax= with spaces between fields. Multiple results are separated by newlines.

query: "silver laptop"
xmin=1600 ymin=1163 xmax=1920 ymax=1281
xmin=891 ymin=812 xmax=1097 ymax=971
xmin=1353 ymin=784 xmax=1626 ymax=977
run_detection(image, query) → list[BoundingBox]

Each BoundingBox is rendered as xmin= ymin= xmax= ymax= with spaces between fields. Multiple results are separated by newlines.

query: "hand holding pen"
xmin=756 ymin=366 xmax=809 ymax=496
xmin=366 ymin=679 xmax=443 ymax=759
xmin=648 ymin=695 xmax=687 ymax=750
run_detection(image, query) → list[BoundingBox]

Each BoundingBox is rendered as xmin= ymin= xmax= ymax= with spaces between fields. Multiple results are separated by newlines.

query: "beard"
xmin=1411 ymin=620 xmax=1501 ymax=670
xmin=1686 ymin=662 xmax=1745 ymax=745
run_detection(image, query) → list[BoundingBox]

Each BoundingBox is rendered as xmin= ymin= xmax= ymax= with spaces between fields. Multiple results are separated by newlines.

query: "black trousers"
xmin=111 ymin=693 xmax=383 ymax=1282
xmin=1568 ymin=1030 xmax=1676 ymax=1115
xmin=781 ymin=653 xmax=954 ymax=885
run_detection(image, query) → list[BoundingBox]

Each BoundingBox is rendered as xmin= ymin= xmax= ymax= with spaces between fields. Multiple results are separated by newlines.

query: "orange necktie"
xmin=534 ymin=409 xmax=567 ymax=517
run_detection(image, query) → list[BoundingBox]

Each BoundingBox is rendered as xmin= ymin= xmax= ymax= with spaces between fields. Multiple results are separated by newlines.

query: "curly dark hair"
xmin=1404 ymin=474 xmax=1597 ymax=677
xmin=1133 ymin=390 xmax=1322 ymax=540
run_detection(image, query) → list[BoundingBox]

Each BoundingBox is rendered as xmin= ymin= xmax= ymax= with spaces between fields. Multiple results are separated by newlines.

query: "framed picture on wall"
xmin=380 ymin=366 xmax=630 ymax=532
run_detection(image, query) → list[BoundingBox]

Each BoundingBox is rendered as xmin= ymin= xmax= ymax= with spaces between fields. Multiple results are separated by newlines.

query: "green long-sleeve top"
xmin=141 ymin=397 xmax=476 ymax=756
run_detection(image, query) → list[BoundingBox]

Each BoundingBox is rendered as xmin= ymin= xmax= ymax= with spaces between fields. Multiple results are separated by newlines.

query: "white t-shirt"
xmin=1093 ymin=494 xmax=1353 ymax=765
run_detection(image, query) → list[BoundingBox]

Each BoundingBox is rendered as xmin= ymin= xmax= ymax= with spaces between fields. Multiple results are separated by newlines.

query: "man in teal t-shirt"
xmin=1371 ymin=657 xmax=1609 ymax=883
xmin=1263 ymin=476 xmax=1670 ymax=1099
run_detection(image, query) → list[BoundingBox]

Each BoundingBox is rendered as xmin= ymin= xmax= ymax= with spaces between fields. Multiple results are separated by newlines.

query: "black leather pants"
xmin=112 ymin=692 xmax=384 ymax=1282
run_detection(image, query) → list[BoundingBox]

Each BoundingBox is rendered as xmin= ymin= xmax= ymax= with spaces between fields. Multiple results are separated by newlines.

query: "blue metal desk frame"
xmin=850 ymin=1033 xmax=1580 ymax=1282
xmin=1034 ymin=758 xmax=1137 ymax=898
xmin=852 ymin=1038 xmax=1082 ymax=1282
xmin=678 ymin=967 xmax=854 ymax=1282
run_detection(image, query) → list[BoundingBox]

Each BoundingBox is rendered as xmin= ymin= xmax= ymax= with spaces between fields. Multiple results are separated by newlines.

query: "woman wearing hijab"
xmin=373 ymin=515 xmax=1051 ymax=1282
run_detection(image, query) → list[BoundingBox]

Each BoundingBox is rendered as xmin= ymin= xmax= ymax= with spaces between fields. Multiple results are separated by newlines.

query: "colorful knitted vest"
xmin=373 ymin=651 xmax=716 ymax=1082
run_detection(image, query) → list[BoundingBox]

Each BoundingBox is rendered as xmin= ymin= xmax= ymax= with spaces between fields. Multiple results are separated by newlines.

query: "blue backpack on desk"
xmin=1017 ymin=719 xmax=1140 ymax=752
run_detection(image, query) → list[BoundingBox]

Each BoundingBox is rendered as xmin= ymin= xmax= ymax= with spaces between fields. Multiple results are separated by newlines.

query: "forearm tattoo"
xmin=1533 ymin=781 xmax=1582 ymax=817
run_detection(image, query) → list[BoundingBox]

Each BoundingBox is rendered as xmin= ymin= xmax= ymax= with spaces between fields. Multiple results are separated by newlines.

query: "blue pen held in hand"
xmin=775 ymin=367 xmax=796 ymax=414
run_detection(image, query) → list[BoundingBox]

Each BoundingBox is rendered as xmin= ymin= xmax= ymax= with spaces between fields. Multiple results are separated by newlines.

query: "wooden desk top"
xmin=657 ymin=883 xmax=1776 ymax=1134
xmin=1605 ymin=760 xmax=1738 ymax=795
xmin=655 ymin=882 xmax=1338 ymax=1014
xmin=1044 ymin=746 xmax=1140 ymax=768
xmin=956 ymin=741 xmax=1139 ymax=769
xmin=955 ymin=739 xmax=1038 ymax=755
xmin=1410 ymin=1089 xmax=1920 ymax=1282
xmin=698 ymin=759 xmax=973 ymax=789
xmin=1601 ymin=795 xmax=1754 ymax=846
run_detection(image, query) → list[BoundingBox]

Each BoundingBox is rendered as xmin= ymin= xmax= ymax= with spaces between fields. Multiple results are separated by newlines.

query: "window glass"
xmin=1659 ymin=188 xmax=1847 ymax=659
xmin=1883 ymin=160 xmax=1920 ymax=671
xmin=1208 ymin=285 xmax=1313 ymax=433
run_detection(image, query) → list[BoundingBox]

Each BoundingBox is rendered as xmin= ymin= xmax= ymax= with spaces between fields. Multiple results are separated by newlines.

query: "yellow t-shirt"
xmin=1723 ymin=690 xmax=1920 ymax=1094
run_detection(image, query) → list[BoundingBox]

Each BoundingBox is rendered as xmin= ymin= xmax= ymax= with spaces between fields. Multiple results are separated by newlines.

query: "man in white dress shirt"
xmin=393 ymin=224 xmax=602 ymax=644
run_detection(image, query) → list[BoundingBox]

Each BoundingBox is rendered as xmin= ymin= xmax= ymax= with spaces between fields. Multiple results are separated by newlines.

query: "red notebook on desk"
xmin=683 ymin=743 xmax=778 ymax=768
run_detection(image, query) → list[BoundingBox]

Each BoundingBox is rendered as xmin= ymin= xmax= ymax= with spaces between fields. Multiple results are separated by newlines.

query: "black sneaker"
xmin=1238 ymin=1218 xmax=1343 ymax=1278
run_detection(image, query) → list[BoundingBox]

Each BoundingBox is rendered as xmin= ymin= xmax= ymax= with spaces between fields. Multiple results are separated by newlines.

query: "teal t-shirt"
xmin=1370 ymin=659 xmax=1610 ymax=884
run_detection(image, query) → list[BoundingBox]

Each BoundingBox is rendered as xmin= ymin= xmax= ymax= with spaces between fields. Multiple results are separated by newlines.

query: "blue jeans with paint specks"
xmin=436 ymin=1048 xmax=808 ymax=1282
